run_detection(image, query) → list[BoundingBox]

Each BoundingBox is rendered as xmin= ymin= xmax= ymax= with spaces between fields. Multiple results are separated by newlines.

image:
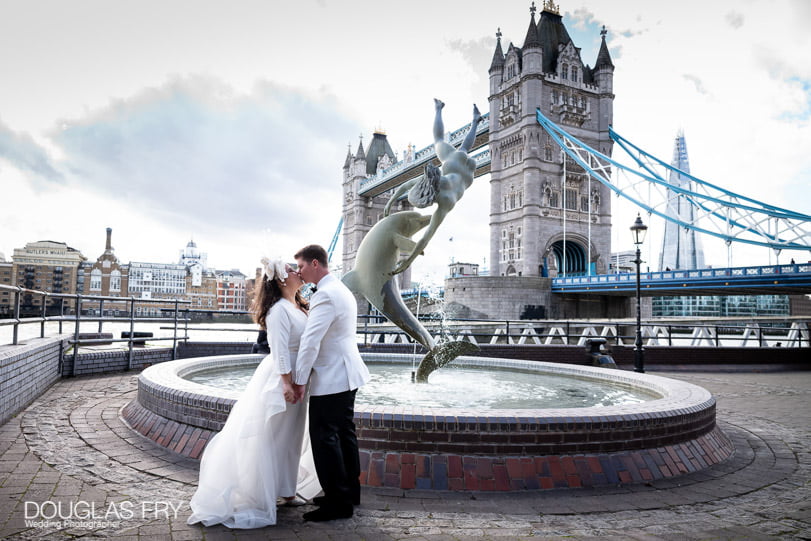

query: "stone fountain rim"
xmin=138 ymin=352 xmax=713 ymax=420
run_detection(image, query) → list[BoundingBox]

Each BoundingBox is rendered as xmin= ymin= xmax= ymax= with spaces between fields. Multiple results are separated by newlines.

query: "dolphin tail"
xmin=415 ymin=340 xmax=480 ymax=383
xmin=342 ymin=270 xmax=360 ymax=294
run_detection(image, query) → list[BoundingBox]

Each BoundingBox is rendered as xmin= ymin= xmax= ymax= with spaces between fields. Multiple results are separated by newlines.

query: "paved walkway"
xmin=0 ymin=369 xmax=808 ymax=540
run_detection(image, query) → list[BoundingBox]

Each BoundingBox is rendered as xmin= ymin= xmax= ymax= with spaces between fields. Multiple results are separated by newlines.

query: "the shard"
xmin=658 ymin=131 xmax=705 ymax=271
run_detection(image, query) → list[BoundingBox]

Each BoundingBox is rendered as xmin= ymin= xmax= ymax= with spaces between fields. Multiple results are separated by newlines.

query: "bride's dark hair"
xmin=251 ymin=274 xmax=308 ymax=330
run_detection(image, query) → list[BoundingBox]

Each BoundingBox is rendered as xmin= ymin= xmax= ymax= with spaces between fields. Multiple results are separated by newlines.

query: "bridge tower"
xmin=341 ymin=132 xmax=412 ymax=309
xmin=487 ymin=1 xmax=615 ymax=278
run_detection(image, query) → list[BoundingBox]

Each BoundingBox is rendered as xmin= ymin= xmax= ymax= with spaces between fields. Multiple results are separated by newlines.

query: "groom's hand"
xmin=292 ymin=383 xmax=306 ymax=403
xmin=283 ymin=381 xmax=297 ymax=404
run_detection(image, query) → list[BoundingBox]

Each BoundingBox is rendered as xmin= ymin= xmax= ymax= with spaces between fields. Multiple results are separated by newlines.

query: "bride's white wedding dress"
xmin=187 ymin=299 xmax=321 ymax=528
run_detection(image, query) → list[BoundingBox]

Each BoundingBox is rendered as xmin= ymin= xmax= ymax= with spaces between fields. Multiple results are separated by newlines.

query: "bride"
xmin=187 ymin=258 xmax=321 ymax=529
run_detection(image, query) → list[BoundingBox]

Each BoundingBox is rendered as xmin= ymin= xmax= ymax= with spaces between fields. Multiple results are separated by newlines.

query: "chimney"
xmin=105 ymin=228 xmax=112 ymax=250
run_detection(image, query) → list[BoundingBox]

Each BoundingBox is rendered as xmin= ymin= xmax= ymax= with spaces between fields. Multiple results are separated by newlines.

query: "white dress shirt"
xmin=294 ymin=273 xmax=371 ymax=396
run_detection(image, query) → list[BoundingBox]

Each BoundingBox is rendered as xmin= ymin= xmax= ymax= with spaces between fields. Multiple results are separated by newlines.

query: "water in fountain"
xmin=186 ymin=362 xmax=656 ymax=409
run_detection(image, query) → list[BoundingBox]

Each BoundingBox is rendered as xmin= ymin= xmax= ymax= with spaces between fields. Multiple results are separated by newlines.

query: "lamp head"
xmin=630 ymin=214 xmax=648 ymax=246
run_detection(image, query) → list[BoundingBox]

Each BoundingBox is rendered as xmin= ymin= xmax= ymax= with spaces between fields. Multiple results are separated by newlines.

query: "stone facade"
xmin=487 ymin=5 xmax=614 ymax=279
xmin=445 ymin=5 xmax=617 ymax=320
xmin=445 ymin=276 xmax=552 ymax=320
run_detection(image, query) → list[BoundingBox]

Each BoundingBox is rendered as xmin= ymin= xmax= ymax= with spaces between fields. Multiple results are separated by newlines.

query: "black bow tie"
xmin=310 ymin=286 xmax=317 ymax=293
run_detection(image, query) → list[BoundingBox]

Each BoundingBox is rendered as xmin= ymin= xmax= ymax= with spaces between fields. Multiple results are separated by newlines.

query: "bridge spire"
xmin=595 ymin=25 xmax=614 ymax=69
xmin=355 ymin=134 xmax=365 ymax=160
xmin=523 ymin=2 xmax=540 ymax=49
xmin=343 ymin=143 xmax=352 ymax=169
xmin=489 ymin=27 xmax=505 ymax=73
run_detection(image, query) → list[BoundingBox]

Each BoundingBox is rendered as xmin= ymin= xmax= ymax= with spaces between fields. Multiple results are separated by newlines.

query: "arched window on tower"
xmin=561 ymin=64 xmax=568 ymax=80
xmin=571 ymin=67 xmax=578 ymax=82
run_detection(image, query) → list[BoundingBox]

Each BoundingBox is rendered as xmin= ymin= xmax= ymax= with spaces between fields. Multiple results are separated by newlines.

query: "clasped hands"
xmin=282 ymin=381 xmax=306 ymax=404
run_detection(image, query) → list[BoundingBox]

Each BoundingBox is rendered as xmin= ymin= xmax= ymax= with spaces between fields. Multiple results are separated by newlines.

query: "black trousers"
xmin=308 ymin=389 xmax=360 ymax=510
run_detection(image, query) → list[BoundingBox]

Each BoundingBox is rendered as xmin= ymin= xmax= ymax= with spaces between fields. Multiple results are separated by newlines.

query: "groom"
xmin=292 ymin=244 xmax=370 ymax=522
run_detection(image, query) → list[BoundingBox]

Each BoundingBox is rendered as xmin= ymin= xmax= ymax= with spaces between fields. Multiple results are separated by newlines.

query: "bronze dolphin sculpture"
xmin=342 ymin=211 xmax=478 ymax=381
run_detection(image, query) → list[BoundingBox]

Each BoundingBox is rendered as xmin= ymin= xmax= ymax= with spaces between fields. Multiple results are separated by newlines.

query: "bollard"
xmin=585 ymin=337 xmax=616 ymax=369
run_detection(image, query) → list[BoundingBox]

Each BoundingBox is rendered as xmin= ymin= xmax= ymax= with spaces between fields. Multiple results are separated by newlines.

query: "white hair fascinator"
xmin=260 ymin=257 xmax=288 ymax=284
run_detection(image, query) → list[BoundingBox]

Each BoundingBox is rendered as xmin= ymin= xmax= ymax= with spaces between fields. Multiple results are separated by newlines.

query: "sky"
xmin=1 ymin=0 xmax=809 ymax=285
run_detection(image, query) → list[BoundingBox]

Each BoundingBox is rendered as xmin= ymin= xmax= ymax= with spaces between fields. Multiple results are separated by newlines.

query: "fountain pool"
xmin=123 ymin=353 xmax=733 ymax=491
xmin=187 ymin=358 xmax=657 ymax=409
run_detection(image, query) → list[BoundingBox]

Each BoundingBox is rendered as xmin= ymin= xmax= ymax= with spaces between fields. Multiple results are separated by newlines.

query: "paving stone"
xmin=0 ymin=370 xmax=809 ymax=539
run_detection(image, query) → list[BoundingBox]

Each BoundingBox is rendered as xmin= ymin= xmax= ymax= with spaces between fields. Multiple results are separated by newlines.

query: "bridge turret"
xmin=342 ymin=145 xmax=352 ymax=174
xmin=351 ymin=137 xmax=366 ymax=178
xmin=593 ymin=26 xmax=615 ymax=151
xmin=341 ymin=131 xmax=411 ymax=310
xmin=521 ymin=3 xmax=542 ymax=75
xmin=488 ymin=29 xmax=505 ymax=101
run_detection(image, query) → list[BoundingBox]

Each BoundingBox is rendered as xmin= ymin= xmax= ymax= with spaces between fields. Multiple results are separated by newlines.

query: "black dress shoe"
xmin=302 ymin=506 xmax=353 ymax=522
xmin=313 ymin=495 xmax=360 ymax=506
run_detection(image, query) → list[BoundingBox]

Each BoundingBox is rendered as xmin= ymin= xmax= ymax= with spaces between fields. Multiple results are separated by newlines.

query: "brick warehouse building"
xmin=10 ymin=240 xmax=86 ymax=316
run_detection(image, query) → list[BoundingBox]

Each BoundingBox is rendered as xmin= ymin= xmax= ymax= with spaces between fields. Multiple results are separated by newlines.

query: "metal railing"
xmin=0 ymin=284 xmax=191 ymax=369
xmin=355 ymin=315 xmax=810 ymax=349
xmin=3 ymin=283 xmax=805 ymax=362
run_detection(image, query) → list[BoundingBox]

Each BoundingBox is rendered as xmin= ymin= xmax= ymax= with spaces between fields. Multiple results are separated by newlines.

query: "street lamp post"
xmin=630 ymin=214 xmax=648 ymax=373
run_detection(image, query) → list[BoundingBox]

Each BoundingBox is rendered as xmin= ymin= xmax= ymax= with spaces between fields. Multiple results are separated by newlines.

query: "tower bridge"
xmin=341 ymin=2 xmax=811 ymax=320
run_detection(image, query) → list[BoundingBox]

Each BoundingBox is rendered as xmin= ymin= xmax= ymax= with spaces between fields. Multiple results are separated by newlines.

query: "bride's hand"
xmin=283 ymin=381 xmax=297 ymax=404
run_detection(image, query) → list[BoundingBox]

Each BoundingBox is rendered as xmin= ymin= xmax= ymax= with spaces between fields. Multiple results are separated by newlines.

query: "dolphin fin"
xmin=393 ymin=234 xmax=417 ymax=252
xmin=342 ymin=270 xmax=360 ymax=294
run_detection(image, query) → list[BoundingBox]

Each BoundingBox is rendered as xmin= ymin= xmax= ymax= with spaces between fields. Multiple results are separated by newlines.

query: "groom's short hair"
xmin=295 ymin=244 xmax=328 ymax=267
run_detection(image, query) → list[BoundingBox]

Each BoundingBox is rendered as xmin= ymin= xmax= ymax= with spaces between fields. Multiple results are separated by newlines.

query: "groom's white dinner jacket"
xmin=293 ymin=273 xmax=371 ymax=396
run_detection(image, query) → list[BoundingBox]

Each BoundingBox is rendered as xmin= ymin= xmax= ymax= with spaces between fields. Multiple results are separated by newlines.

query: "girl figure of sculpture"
xmin=384 ymin=99 xmax=482 ymax=275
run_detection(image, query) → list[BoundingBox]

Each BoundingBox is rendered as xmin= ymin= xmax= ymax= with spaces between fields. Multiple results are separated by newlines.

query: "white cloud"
xmin=0 ymin=119 xmax=62 ymax=184
xmin=50 ymin=76 xmax=358 ymax=230
xmin=2 ymin=76 xmax=361 ymax=272
xmin=725 ymin=11 xmax=744 ymax=29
